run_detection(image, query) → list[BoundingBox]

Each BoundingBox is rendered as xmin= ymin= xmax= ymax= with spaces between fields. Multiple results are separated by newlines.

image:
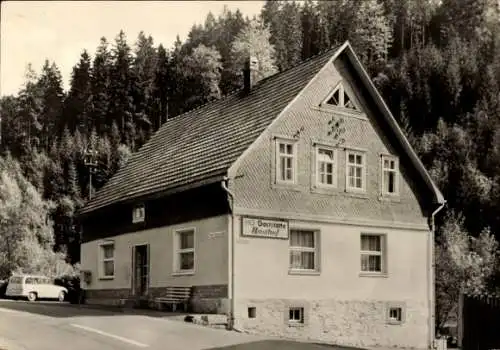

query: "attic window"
xmin=324 ymin=82 xmax=358 ymax=111
xmin=132 ymin=204 xmax=145 ymax=223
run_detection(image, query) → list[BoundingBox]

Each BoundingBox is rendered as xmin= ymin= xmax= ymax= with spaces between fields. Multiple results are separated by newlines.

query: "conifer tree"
xmin=91 ymin=37 xmax=112 ymax=135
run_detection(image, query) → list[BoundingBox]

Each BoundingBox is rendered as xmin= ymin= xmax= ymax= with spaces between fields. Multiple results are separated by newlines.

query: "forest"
xmin=1 ymin=0 xmax=500 ymax=332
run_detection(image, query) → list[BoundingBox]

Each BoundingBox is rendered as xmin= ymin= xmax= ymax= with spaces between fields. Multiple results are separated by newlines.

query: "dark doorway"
xmin=132 ymin=244 xmax=149 ymax=297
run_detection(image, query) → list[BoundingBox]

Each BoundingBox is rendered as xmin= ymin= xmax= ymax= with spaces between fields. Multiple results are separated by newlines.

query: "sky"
xmin=0 ymin=1 xmax=265 ymax=97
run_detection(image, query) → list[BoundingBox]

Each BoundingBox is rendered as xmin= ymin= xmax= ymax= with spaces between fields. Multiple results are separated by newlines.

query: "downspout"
xmin=221 ymin=176 xmax=236 ymax=331
xmin=429 ymin=200 xmax=446 ymax=349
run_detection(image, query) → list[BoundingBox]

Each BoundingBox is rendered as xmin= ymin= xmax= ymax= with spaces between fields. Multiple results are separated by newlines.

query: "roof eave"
xmin=77 ymin=171 xmax=228 ymax=219
xmin=343 ymin=42 xmax=445 ymax=206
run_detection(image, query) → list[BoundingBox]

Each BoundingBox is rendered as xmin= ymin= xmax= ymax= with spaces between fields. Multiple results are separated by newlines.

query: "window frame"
xmin=381 ymin=155 xmax=400 ymax=196
xmin=360 ymin=233 xmax=387 ymax=276
xmin=132 ymin=203 xmax=146 ymax=223
xmin=386 ymin=303 xmax=406 ymax=325
xmin=315 ymin=145 xmax=337 ymax=188
xmin=98 ymin=241 xmax=115 ymax=280
xmin=275 ymin=138 xmax=298 ymax=185
xmin=173 ymin=228 xmax=196 ymax=275
xmin=288 ymin=228 xmax=320 ymax=275
xmin=321 ymin=81 xmax=361 ymax=113
xmin=288 ymin=306 xmax=305 ymax=325
xmin=345 ymin=150 xmax=367 ymax=192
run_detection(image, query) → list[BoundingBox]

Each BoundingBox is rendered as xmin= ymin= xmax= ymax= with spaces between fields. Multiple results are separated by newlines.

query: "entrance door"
xmin=133 ymin=244 xmax=149 ymax=296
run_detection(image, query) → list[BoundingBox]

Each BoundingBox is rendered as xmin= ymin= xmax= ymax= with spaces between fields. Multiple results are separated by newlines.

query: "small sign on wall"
xmin=241 ymin=217 xmax=289 ymax=239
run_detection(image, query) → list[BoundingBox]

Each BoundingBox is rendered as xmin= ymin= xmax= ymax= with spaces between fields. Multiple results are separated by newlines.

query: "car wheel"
xmin=27 ymin=292 xmax=37 ymax=302
xmin=58 ymin=291 xmax=66 ymax=302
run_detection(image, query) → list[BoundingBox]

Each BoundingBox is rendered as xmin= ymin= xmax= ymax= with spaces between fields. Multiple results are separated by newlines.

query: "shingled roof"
xmin=79 ymin=45 xmax=342 ymax=215
xmin=80 ymin=41 xmax=445 ymax=217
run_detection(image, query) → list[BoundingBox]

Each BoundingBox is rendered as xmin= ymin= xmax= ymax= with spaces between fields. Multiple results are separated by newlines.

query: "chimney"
xmin=243 ymin=55 xmax=258 ymax=93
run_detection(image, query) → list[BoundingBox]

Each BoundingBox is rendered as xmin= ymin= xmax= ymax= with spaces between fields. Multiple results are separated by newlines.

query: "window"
xmin=99 ymin=242 xmax=115 ymax=279
xmin=132 ymin=204 xmax=145 ymax=223
xmin=175 ymin=229 xmax=195 ymax=273
xmin=288 ymin=307 xmax=304 ymax=324
xmin=324 ymin=82 xmax=359 ymax=111
xmin=387 ymin=305 xmax=405 ymax=325
xmin=346 ymin=151 xmax=366 ymax=191
xmin=276 ymin=139 xmax=297 ymax=184
xmin=289 ymin=229 xmax=319 ymax=272
xmin=248 ymin=307 xmax=256 ymax=319
xmin=316 ymin=147 xmax=336 ymax=187
xmin=382 ymin=155 xmax=399 ymax=195
xmin=360 ymin=234 xmax=385 ymax=273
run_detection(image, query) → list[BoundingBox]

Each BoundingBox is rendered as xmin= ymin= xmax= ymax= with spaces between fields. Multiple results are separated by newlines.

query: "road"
xmin=0 ymin=300 xmax=352 ymax=350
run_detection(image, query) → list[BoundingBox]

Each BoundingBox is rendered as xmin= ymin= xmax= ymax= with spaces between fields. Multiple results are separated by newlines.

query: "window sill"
xmin=359 ymin=272 xmax=388 ymax=278
xmin=288 ymin=322 xmax=306 ymax=328
xmin=99 ymin=276 xmax=114 ymax=281
xmin=289 ymin=270 xmax=321 ymax=276
xmin=172 ymin=271 xmax=195 ymax=276
xmin=378 ymin=194 xmax=401 ymax=203
xmin=271 ymin=182 xmax=302 ymax=192
xmin=312 ymin=106 xmax=367 ymax=121
xmin=344 ymin=190 xmax=369 ymax=199
xmin=311 ymin=185 xmax=340 ymax=195
xmin=387 ymin=320 xmax=404 ymax=325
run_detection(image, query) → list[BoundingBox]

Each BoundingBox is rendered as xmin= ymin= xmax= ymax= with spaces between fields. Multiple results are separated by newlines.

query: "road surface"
xmin=0 ymin=300 xmax=353 ymax=350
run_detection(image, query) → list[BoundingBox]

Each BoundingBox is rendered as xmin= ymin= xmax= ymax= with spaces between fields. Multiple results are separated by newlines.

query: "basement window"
xmin=288 ymin=307 xmax=304 ymax=325
xmin=387 ymin=304 xmax=405 ymax=325
xmin=248 ymin=307 xmax=256 ymax=319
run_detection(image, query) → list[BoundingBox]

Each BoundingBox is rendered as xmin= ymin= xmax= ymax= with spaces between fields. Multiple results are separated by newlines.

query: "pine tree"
xmin=64 ymin=50 xmax=92 ymax=134
xmin=109 ymin=30 xmax=136 ymax=149
xmin=37 ymin=61 xmax=65 ymax=151
xmin=279 ymin=1 xmax=303 ymax=69
xmin=91 ymin=37 xmax=112 ymax=135
xmin=261 ymin=0 xmax=286 ymax=70
xmin=151 ymin=44 xmax=172 ymax=130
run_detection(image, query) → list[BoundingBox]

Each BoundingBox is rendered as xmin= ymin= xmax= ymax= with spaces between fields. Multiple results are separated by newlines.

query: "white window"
xmin=289 ymin=229 xmax=319 ymax=272
xmin=132 ymin=204 xmax=145 ymax=223
xmin=346 ymin=151 xmax=366 ymax=191
xmin=288 ymin=307 xmax=304 ymax=324
xmin=316 ymin=147 xmax=337 ymax=187
xmin=382 ymin=155 xmax=399 ymax=195
xmin=276 ymin=139 xmax=297 ymax=184
xmin=175 ymin=229 xmax=195 ymax=273
xmin=387 ymin=304 xmax=405 ymax=324
xmin=360 ymin=234 xmax=385 ymax=273
xmin=99 ymin=242 xmax=115 ymax=279
xmin=324 ymin=82 xmax=358 ymax=111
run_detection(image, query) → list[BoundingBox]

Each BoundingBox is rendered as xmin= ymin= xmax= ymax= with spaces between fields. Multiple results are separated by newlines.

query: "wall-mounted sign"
xmin=241 ymin=217 xmax=289 ymax=239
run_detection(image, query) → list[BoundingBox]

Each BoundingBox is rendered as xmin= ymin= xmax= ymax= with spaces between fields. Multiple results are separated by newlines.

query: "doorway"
xmin=132 ymin=244 xmax=149 ymax=297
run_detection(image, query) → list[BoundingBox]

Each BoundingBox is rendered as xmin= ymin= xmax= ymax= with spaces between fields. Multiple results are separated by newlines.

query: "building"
xmin=78 ymin=41 xmax=445 ymax=349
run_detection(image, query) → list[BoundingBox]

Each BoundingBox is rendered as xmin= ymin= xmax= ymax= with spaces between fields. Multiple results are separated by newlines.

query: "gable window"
xmin=316 ymin=146 xmax=337 ymax=187
xmin=360 ymin=234 xmax=386 ymax=274
xmin=325 ymin=82 xmax=358 ymax=111
xmin=174 ymin=229 xmax=195 ymax=273
xmin=99 ymin=242 xmax=115 ymax=279
xmin=276 ymin=139 xmax=297 ymax=184
xmin=289 ymin=229 xmax=319 ymax=272
xmin=382 ymin=155 xmax=399 ymax=195
xmin=346 ymin=151 xmax=366 ymax=191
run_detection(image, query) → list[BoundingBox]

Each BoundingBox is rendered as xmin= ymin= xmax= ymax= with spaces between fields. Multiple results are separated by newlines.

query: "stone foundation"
xmin=84 ymin=284 xmax=228 ymax=314
xmin=234 ymin=298 xmax=429 ymax=349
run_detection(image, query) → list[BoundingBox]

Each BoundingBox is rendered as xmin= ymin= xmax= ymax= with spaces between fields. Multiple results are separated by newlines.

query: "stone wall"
xmin=234 ymin=298 xmax=429 ymax=349
xmin=84 ymin=284 xmax=229 ymax=314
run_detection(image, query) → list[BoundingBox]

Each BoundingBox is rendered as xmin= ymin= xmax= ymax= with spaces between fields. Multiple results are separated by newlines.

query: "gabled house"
xmin=78 ymin=41 xmax=445 ymax=349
